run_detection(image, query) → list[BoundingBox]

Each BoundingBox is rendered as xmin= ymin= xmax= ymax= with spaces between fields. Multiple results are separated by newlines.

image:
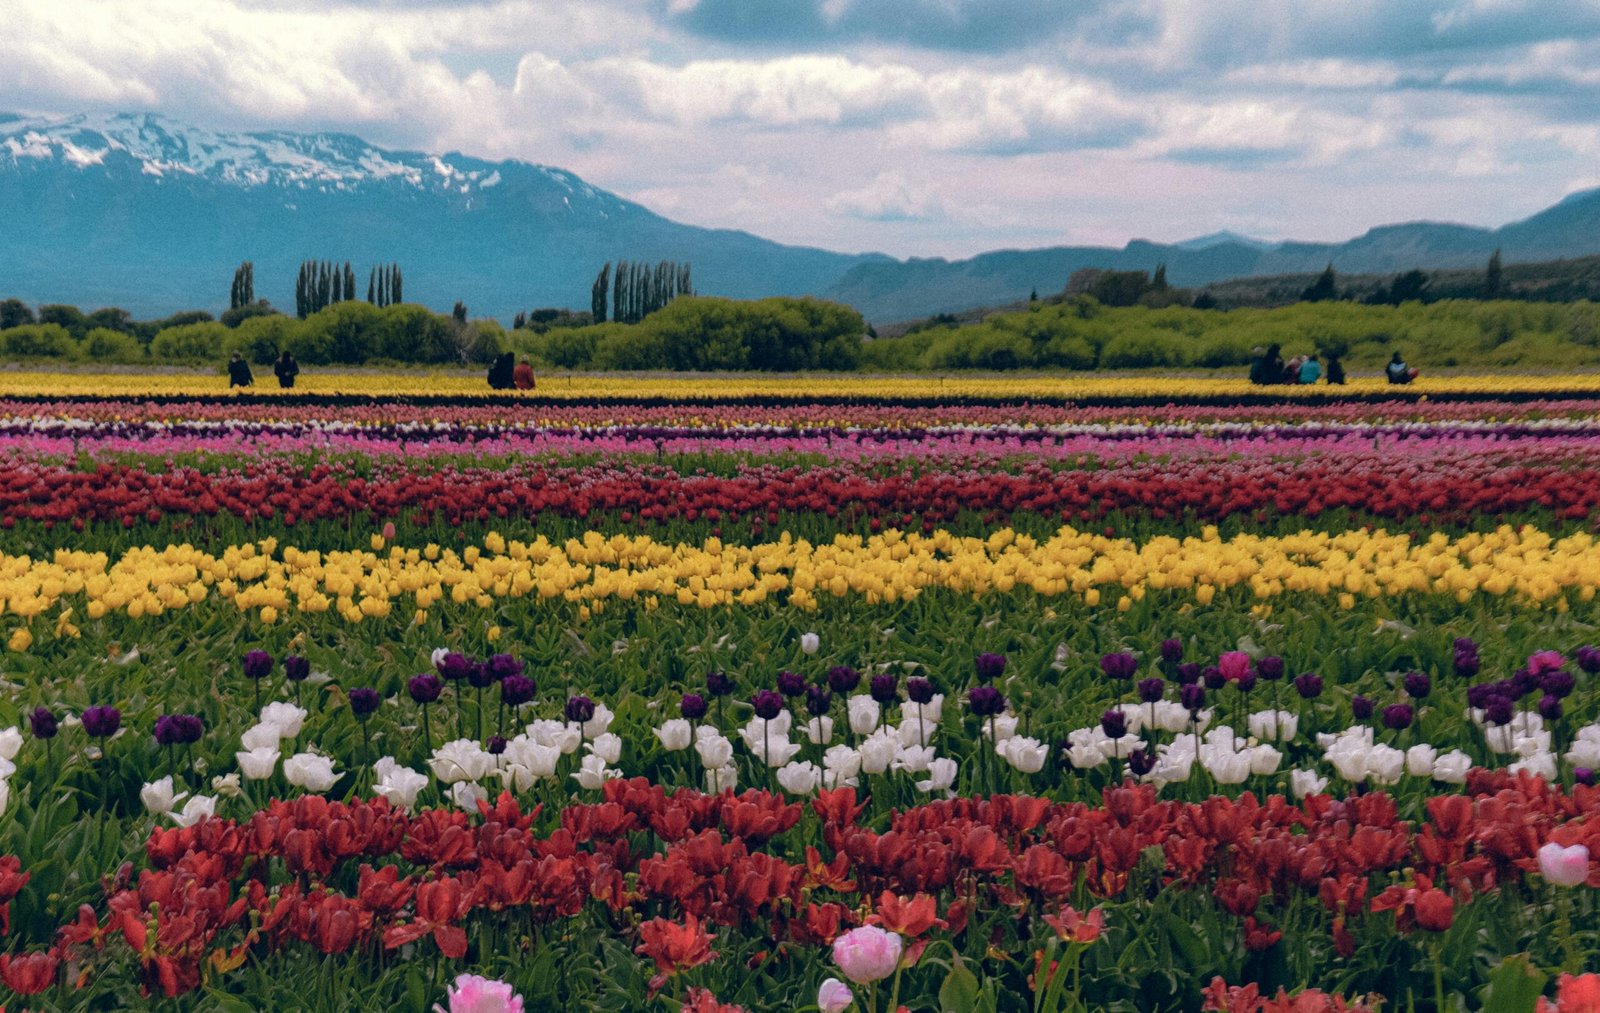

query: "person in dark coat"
xmin=227 ymin=352 xmax=254 ymax=388
xmin=1324 ymin=354 xmax=1346 ymax=385
xmin=486 ymin=352 xmax=515 ymax=390
xmin=274 ymin=351 xmax=300 ymax=389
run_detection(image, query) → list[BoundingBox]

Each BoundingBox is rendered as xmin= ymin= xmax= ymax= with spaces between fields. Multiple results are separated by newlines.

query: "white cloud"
xmin=827 ymin=171 xmax=943 ymax=220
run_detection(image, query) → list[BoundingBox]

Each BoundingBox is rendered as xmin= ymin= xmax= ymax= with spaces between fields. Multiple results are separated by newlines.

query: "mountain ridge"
xmin=3 ymin=112 xmax=1599 ymax=324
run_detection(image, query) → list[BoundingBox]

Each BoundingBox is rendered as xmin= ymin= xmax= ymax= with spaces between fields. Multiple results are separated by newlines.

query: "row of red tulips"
xmin=1 ymin=453 xmax=1596 ymax=532
xmin=1 ymin=772 xmax=1596 ymax=1005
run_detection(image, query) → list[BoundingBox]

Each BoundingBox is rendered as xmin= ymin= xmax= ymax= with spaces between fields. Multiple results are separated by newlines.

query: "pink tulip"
xmin=832 ymin=926 xmax=903 ymax=985
xmin=1529 ymin=650 xmax=1566 ymax=675
xmin=382 ymin=521 xmax=397 ymax=541
xmin=435 ymin=974 xmax=525 ymax=1013
xmin=1217 ymin=652 xmax=1253 ymax=683
xmin=818 ymin=977 xmax=854 ymax=1012
xmin=1540 ymin=842 xmax=1591 ymax=888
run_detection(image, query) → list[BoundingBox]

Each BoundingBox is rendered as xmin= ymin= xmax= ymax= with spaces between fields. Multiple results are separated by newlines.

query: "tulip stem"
xmin=888 ymin=965 xmax=903 ymax=1013
xmin=1431 ymin=940 xmax=1446 ymax=1013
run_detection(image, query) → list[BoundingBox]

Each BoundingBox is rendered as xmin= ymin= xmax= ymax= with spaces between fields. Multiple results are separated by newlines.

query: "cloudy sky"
xmin=3 ymin=0 xmax=1599 ymax=258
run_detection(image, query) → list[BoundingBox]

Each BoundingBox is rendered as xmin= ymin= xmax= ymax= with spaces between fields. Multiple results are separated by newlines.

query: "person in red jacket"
xmin=512 ymin=358 xmax=535 ymax=390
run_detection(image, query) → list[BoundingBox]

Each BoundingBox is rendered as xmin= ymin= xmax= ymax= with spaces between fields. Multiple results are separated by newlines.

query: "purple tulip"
xmin=1235 ymin=672 xmax=1258 ymax=693
xmin=154 ymin=714 xmax=203 ymax=746
xmin=564 ymin=695 xmax=596 ymax=724
xmin=680 ymin=693 xmax=709 ymax=720
xmin=967 ymin=686 xmax=1006 ymax=716
xmin=751 ymin=690 xmax=784 ymax=721
xmin=1484 ymin=696 xmax=1515 ymax=726
xmin=1402 ymin=671 xmax=1431 ymax=699
xmin=486 ymin=735 xmax=507 ymax=755
xmin=1127 ymin=748 xmax=1155 ymax=777
xmin=1454 ymin=651 xmax=1481 ymax=678
xmin=466 ymin=663 xmax=496 ymax=689
xmin=804 ymin=684 xmax=832 ymax=717
xmin=1351 ymin=695 xmax=1374 ymax=721
xmin=1293 ymin=673 xmax=1324 ymax=700
xmin=1175 ymin=662 xmax=1203 ymax=685
xmin=975 ymin=653 xmax=1007 ymax=683
xmin=1160 ymin=639 xmax=1184 ymax=665
xmin=1180 ymin=684 xmax=1206 ymax=713
xmin=1099 ymin=709 xmax=1128 ymax=740
xmin=408 ymin=673 xmax=442 ymax=704
xmin=1576 ymin=646 xmax=1600 ymax=675
xmin=907 ymin=677 xmax=935 ymax=704
xmin=869 ymin=674 xmax=899 ymax=704
xmin=284 ymin=655 xmax=311 ymax=682
xmin=706 ymin=671 xmax=735 ymax=698
xmin=435 ymin=652 xmax=471 ymax=681
xmin=242 ymin=650 xmax=273 ymax=680
xmin=1576 ymin=767 xmax=1597 ymax=786
xmin=1539 ymin=694 xmax=1564 ymax=721
xmin=1257 ymin=656 xmax=1285 ymax=681
xmin=1099 ymin=652 xmax=1139 ymax=681
xmin=500 ymin=675 xmax=536 ymax=707
xmin=349 ymin=688 xmax=381 ymax=718
xmin=1543 ymin=671 xmax=1576 ymax=699
xmin=1202 ymin=666 xmax=1226 ymax=690
xmin=1137 ymin=678 xmax=1165 ymax=704
xmin=487 ymin=654 xmax=523 ymax=681
xmin=82 ymin=705 xmax=121 ymax=738
xmin=776 ymin=670 xmax=806 ymax=698
xmin=1466 ymin=683 xmax=1494 ymax=709
xmin=1453 ymin=637 xmax=1478 ymax=655
xmin=1381 ymin=704 xmax=1414 ymax=730
xmin=826 ymin=666 xmax=861 ymax=695
xmin=28 ymin=707 xmax=56 ymax=739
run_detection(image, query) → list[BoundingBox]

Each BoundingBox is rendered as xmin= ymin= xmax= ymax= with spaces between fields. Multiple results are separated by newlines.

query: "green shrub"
xmin=1 ymin=323 xmax=76 ymax=357
xmin=150 ymin=322 xmax=231 ymax=361
xmin=80 ymin=327 xmax=143 ymax=361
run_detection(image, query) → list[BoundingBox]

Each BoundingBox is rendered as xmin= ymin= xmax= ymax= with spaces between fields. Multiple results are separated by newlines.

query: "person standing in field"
xmin=1298 ymin=354 xmax=1321 ymax=385
xmin=227 ymin=352 xmax=254 ymax=388
xmin=1324 ymin=353 xmax=1346 ymax=384
xmin=274 ymin=351 xmax=300 ymax=389
xmin=513 ymin=358 xmax=535 ymax=390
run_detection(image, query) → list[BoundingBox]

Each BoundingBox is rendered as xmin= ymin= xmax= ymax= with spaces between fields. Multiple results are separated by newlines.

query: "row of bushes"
xmin=4 ymin=294 xmax=1600 ymax=372
xmin=0 ymin=303 xmax=506 ymax=367
xmin=859 ymin=297 xmax=1600 ymax=372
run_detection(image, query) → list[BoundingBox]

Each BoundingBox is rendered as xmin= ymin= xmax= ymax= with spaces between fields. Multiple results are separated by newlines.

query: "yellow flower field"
xmin=1 ymin=369 xmax=1600 ymax=399
xmin=1 ymin=524 xmax=1592 ymax=644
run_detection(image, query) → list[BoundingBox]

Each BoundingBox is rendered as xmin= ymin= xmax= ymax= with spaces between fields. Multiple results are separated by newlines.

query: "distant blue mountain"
xmin=0 ymin=112 xmax=882 ymax=320
xmin=4 ymin=112 xmax=1599 ymax=324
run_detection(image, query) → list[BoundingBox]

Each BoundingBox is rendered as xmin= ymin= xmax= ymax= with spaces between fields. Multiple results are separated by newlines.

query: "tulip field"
xmin=2 ymin=373 xmax=1600 ymax=1010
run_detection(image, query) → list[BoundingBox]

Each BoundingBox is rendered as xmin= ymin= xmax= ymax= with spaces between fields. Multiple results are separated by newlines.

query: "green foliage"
xmin=37 ymin=304 xmax=88 ymax=339
xmin=150 ymin=321 xmax=232 ymax=361
xmin=80 ymin=327 xmax=144 ymax=361
xmin=0 ymin=298 xmax=34 ymax=329
xmin=220 ymin=300 xmax=279 ymax=329
xmin=0 ymin=323 xmax=75 ymax=357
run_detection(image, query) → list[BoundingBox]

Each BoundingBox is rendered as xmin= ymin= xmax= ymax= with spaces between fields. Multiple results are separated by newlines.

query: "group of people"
xmin=1249 ymin=345 xmax=1344 ymax=386
xmin=486 ymin=353 xmax=536 ymax=390
xmin=228 ymin=352 xmax=299 ymax=388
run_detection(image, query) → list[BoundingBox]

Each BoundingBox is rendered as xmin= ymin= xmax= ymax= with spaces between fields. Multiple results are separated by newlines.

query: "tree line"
xmin=591 ymin=260 xmax=693 ymax=324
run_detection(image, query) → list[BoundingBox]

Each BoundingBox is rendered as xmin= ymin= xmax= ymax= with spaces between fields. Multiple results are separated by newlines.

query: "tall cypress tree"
xmin=1485 ymin=248 xmax=1504 ymax=299
xmin=344 ymin=262 xmax=356 ymax=303
xmin=592 ymin=263 xmax=611 ymax=323
xmin=368 ymin=267 xmax=377 ymax=305
xmin=392 ymin=264 xmax=403 ymax=304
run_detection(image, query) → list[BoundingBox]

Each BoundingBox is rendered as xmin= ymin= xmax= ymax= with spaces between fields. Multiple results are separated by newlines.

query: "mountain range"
xmin=3 ymin=112 xmax=1599 ymax=325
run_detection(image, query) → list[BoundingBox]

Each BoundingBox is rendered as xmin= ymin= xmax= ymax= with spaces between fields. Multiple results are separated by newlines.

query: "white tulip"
xmin=447 ymin=781 xmax=487 ymax=812
xmin=1289 ymin=769 xmax=1328 ymax=799
xmin=894 ymin=744 xmax=937 ymax=774
xmin=236 ymin=746 xmax=280 ymax=781
xmin=822 ymin=745 xmax=863 ymax=781
xmin=915 ymin=757 xmax=958 ymax=793
xmin=847 ymin=696 xmax=881 ymax=736
xmin=803 ymin=716 xmax=835 ymax=745
xmin=1201 ymin=745 xmax=1251 ymax=785
xmin=859 ymin=732 xmax=898 ymax=775
xmin=258 ymin=703 xmax=308 ymax=739
xmin=1247 ymin=710 xmax=1297 ymax=741
xmin=696 ymin=734 xmax=734 ymax=769
xmin=0 ymin=727 xmax=22 ymax=761
xmin=581 ymin=703 xmax=615 ymax=739
xmin=776 ymin=761 xmax=822 ymax=795
xmin=1000 ymin=736 xmax=1048 ymax=774
xmin=167 ymin=794 xmax=217 ymax=828
xmin=429 ymin=739 xmax=493 ymax=783
xmin=982 ymin=713 xmax=1019 ymax=742
xmin=1406 ymin=744 xmax=1439 ymax=778
xmin=140 ymin=775 xmax=187 ymax=815
xmin=211 ymin=773 xmax=245 ymax=799
xmin=653 ymin=719 xmax=692 ymax=751
xmin=283 ymin=752 xmax=340 ymax=792
xmin=373 ymin=766 xmax=429 ymax=811
xmin=1431 ymin=749 xmax=1473 ymax=784
xmin=1510 ymin=752 xmax=1558 ymax=781
xmin=571 ymin=754 xmax=618 ymax=790
xmin=1366 ymin=745 xmax=1406 ymax=785
xmin=1248 ymin=744 xmax=1282 ymax=776
xmin=705 ymin=764 xmax=738 ymax=793
xmin=240 ymin=723 xmax=283 ymax=751
xmin=800 ymin=633 xmax=820 ymax=655
xmin=586 ymin=732 xmax=623 ymax=765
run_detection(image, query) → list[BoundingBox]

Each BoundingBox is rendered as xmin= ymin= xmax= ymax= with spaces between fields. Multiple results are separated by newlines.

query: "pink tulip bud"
xmin=832 ymin=925 xmax=903 ymax=985
xmin=382 ymin=521 xmax=397 ymax=541
xmin=435 ymin=974 xmax=525 ymax=1013
xmin=1539 ymin=842 xmax=1590 ymax=888
xmin=1217 ymin=651 xmax=1252 ymax=682
xmin=818 ymin=977 xmax=854 ymax=1013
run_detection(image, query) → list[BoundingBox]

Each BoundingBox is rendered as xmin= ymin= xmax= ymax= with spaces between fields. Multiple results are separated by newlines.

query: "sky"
xmin=3 ymin=0 xmax=1599 ymax=259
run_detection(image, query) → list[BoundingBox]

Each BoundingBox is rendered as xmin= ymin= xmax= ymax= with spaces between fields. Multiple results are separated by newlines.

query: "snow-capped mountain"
xmin=0 ymin=112 xmax=876 ymax=319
